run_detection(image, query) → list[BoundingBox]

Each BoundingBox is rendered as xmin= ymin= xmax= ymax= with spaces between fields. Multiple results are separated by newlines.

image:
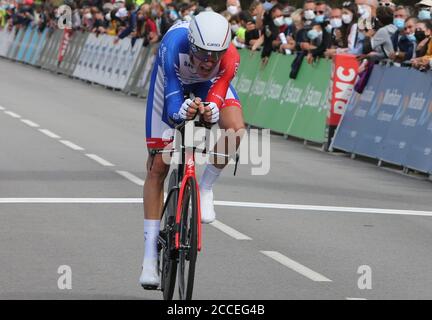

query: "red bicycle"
xmin=150 ymin=110 xmax=235 ymax=300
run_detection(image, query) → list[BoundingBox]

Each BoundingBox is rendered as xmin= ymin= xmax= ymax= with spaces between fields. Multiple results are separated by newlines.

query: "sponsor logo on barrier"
xmin=328 ymin=54 xmax=358 ymax=126
xmin=280 ymin=81 xmax=302 ymax=104
xmin=237 ymin=78 xmax=252 ymax=93
xmin=251 ymin=80 xmax=266 ymax=96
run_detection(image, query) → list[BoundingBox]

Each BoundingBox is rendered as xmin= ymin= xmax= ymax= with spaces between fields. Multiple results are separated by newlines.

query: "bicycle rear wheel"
xmin=177 ymin=177 xmax=198 ymax=300
xmin=159 ymin=169 xmax=179 ymax=300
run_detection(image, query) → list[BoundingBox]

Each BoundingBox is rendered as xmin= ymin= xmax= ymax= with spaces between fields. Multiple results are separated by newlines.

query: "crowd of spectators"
xmin=1 ymin=0 xmax=432 ymax=70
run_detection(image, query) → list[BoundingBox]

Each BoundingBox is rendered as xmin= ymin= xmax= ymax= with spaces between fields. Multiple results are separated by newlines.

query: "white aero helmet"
xmin=188 ymin=11 xmax=231 ymax=59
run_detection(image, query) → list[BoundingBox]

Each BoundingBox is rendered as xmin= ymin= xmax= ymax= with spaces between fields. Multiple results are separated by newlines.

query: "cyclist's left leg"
xmin=198 ymin=84 xmax=245 ymax=223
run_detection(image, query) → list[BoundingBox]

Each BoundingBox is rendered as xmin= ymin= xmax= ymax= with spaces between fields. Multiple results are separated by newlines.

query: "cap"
xmin=416 ymin=0 xmax=432 ymax=7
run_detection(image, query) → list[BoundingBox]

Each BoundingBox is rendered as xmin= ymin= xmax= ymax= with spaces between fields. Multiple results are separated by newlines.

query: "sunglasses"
xmin=190 ymin=44 xmax=226 ymax=63
xmin=379 ymin=2 xmax=395 ymax=7
xmin=314 ymin=10 xmax=325 ymax=14
xmin=342 ymin=1 xmax=352 ymax=6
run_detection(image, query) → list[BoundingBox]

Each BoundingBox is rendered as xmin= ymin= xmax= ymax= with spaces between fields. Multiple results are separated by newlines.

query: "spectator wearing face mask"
xmin=327 ymin=7 xmax=345 ymax=49
xmin=411 ymin=20 xmax=432 ymax=69
xmin=314 ymin=1 xmax=328 ymax=24
xmin=390 ymin=16 xmax=417 ymax=63
xmin=362 ymin=5 xmax=396 ymax=61
xmin=261 ymin=3 xmax=285 ymax=61
xmin=305 ymin=21 xmax=331 ymax=64
xmin=339 ymin=1 xmax=362 ymax=54
xmin=226 ymin=0 xmax=241 ymax=16
xmin=414 ymin=19 xmax=432 ymax=57
xmin=296 ymin=0 xmax=317 ymax=53
xmin=416 ymin=0 xmax=432 ymax=20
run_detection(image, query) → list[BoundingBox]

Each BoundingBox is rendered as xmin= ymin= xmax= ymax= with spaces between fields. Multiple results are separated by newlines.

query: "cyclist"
xmin=140 ymin=11 xmax=245 ymax=288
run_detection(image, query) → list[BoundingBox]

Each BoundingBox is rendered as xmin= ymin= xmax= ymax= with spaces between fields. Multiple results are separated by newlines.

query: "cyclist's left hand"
xmin=199 ymin=102 xmax=219 ymax=124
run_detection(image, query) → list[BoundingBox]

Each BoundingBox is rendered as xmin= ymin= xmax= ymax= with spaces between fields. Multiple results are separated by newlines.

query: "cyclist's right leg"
xmin=140 ymin=152 xmax=170 ymax=288
xmin=140 ymin=60 xmax=176 ymax=288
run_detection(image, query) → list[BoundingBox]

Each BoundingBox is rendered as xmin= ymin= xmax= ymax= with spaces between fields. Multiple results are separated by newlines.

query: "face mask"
xmin=263 ymin=1 xmax=274 ymax=11
xmin=315 ymin=15 xmax=325 ymax=23
xmin=184 ymin=14 xmax=192 ymax=22
xmin=418 ymin=9 xmax=431 ymax=20
xmin=330 ymin=18 xmax=342 ymax=29
xmin=406 ymin=33 xmax=416 ymax=42
xmin=253 ymin=15 xmax=257 ymax=21
xmin=231 ymin=24 xmax=240 ymax=33
xmin=307 ymin=29 xmax=321 ymax=40
xmin=169 ymin=10 xmax=179 ymax=21
xmin=105 ymin=13 xmax=111 ymax=21
xmin=227 ymin=5 xmax=239 ymax=16
xmin=393 ymin=18 xmax=405 ymax=30
xmin=273 ymin=16 xmax=285 ymax=27
xmin=342 ymin=13 xmax=353 ymax=24
xmin=325 ymin=24 xmax=333 ymax=33
xmin=284 ymin=17 xmax=293 ymax=26
xmin=304 ymin=9 xmax=315 ymax=20
xmin=85 ymin=13 xmax=92 ymax=20
xmin=151 ymin=9 xmax=158 ymax=17
xmin=415 ymin=30 xmax=426 ymax=42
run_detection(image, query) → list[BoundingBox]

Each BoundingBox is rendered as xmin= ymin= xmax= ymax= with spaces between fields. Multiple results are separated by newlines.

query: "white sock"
xmin=200 ymin=164 xmax=222 ymax=191
xmin=143 ymin=219 xmax=160 ymax=265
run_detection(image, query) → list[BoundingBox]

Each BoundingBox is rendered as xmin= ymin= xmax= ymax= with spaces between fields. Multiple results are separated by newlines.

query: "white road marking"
xmin=261 ymin=251 xmax=332 ymax=282
xmin=85 ymin=154 xmax=115 ymax=167
xmin=210 ymin=220 xmax=252 ymax=240
xmin=4 ymin=111 xmax=21 ymax=118
xmin=346 ymin=297 xmax=367 ymax=300
xmin=0 ymin=198 xmax=138 ymax=203
xmin=39 ymin=129 xmax=60 ymax=139
xmin=60 ymin=140 xmax=84 ymax=151
xmin=21 ymin=119 xmax=40 ymax=128
xmin=0 ymin=106 xmax=5 ymax=110
xmin=0 ymin=198 xmax=432 ymax=217
xmin=214 ymin=200 xmax=432 ymax=217
xmin=116 ymin=171 xmax=144 ymax=186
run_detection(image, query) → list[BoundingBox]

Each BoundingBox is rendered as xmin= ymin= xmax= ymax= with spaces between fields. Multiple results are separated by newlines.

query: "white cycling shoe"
xmin=199 ymin=189 xmax=216 ymax=224
xmin=139 ymin=258 xmax=160 ymax=290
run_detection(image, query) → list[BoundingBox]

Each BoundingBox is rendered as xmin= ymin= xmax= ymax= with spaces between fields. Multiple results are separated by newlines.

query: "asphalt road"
xmin=1 ymin=57 xmax=432 ymax=300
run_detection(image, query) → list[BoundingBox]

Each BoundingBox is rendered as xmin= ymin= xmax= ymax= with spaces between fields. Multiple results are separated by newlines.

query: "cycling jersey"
xmin=146 ymin=21 xmax=241 ymax=149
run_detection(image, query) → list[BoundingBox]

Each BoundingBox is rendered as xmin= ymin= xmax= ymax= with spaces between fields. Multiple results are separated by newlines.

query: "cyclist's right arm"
xmin=159 ymin=41 xmax=186 ymax=125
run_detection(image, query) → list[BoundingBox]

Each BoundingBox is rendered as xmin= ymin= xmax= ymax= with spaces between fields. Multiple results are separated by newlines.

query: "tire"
xmin=160 ymin=169 xmax=179 ymax=300
xmin=177 ymin=177 xmax=198 ymax=300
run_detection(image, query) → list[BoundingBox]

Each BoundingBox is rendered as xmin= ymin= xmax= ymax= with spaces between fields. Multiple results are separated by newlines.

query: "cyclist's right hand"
xmin=178 ymin=98 xmax=201 ymax=120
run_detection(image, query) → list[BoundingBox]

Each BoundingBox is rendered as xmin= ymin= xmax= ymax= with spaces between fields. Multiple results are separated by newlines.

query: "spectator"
xmin=416 ymin=0 xmax=432 ymax=20
xmin=305 ymin=21 xmax=331 ymax=63
xmin=362 ymin=5 xmax=396 ymax=61
xmin=261 ymin=3 xmax=284 ymax=61
xmin=414 ymin=19 xmax=432 ymax=57
xmin=328 ymin=7 xmax=345 ymax=49
xmin=390 ymin=16 xmax=417 ymax=63
xmin=226 ymin=0 xmax=241 ymax=16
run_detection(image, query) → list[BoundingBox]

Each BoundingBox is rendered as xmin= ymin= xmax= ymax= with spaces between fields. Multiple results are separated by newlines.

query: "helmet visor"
xmin=190 ymin=44 xmax=227 ymax=63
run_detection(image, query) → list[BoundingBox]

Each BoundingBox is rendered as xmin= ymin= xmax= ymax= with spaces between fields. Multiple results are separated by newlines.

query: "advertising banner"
xmin=287 ymin=58 xmax=331 ymax=142
xmin=0 ymin=27 xmax=15 ymax=57
xmin=331 ymin=65 xmax=386 ymax=153
xmin=327 ymin=54 xmax=359 ymax=126
xmin=379 ymin=69 xmax=432 ymax=165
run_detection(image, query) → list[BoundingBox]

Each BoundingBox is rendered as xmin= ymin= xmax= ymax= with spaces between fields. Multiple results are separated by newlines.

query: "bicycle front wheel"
xmin=177 ymin=177 xmax=198 ymax=300
xmin=160 ymin=169 xmax=179 ymax=300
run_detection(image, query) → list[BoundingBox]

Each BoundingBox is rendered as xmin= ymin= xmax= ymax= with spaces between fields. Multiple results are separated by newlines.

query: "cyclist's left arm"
xmin=205 ymin=45 xmax=241 ymax=109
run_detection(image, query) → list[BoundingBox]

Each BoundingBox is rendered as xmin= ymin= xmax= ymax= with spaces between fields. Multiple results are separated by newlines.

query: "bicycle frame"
xmin=174 ymin=120 xmax=202 ymax=252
